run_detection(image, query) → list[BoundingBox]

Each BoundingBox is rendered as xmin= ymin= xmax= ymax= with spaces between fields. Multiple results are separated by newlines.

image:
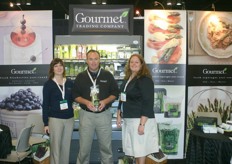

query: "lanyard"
xmin=123 ymin=76 xmax=133 ymax=92
xmin=53 ymin=78 xmax=66 ymax=100
xmin=121 ymin=76 xmax=133 ymax=113
xmin=87 ymin=68 xmax=101 ymax=87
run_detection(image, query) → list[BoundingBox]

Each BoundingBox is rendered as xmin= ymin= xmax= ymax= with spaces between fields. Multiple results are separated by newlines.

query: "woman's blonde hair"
xmin=124 ymin=54 xmax=152 ymax=80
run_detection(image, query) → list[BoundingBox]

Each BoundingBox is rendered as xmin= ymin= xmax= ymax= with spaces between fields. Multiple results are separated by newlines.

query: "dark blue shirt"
xmin=42 ymin=79 xmax=74 ymax=126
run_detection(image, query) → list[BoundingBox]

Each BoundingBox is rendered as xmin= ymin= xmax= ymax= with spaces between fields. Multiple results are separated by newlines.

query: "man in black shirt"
xmin=72 ymin=50 xmax=119 ymax=164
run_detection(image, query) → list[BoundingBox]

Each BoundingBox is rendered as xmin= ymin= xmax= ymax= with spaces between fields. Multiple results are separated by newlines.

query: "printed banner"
xmin=69 ymin=5 xmax=133 ymax=35
xmin=187 ymin=11 xmax=232 ymax=158
xmin=0 ymin=11 xmax=53 ymax=138
xmin=144 ymin=10 xmax=187 ymax=159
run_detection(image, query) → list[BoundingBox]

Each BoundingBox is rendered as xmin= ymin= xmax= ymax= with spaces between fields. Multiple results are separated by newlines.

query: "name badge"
xmin=60 ymin=100 xmax=68 ymax=110
xmin=120 ymin=92 xmax=126 ymax=102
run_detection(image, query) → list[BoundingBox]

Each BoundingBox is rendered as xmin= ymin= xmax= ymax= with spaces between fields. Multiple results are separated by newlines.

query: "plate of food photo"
xmin=145 ymin=11 xmax=184 ymax=64
xmin=198 ymin=12 xmax=232 ymax=58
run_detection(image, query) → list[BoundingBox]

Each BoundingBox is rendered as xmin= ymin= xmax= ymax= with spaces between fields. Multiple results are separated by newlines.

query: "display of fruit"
xmin=0 ymin=88 xmax=42 ymax=111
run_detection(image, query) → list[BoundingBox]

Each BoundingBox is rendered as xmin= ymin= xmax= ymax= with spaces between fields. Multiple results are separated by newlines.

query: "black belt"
xmin=82 ymin=108 xmax=107 ymax=113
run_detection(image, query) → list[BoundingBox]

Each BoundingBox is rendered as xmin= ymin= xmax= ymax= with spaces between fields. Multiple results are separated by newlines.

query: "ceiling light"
xmin=9 ymin=2 xmax=23 ymax=10
xmin=10 ymin=2 xmax=14 ymax=7
xmin=176 ymin=0 xmax=182 ymax=6
xmin=16 ymin=0 xmax=21 ymax=5
xmin=102 ymin=0 xmax=107 ymax=5
xmin=91 ymin=0 xmax=97 ymax=5
xmin=135 ymin=10 xmax=142 ymax=17
xmin=26 ymin=0 xmax=31 ymax=5
xmin=167 ymin=0 xmax=172 ymax=6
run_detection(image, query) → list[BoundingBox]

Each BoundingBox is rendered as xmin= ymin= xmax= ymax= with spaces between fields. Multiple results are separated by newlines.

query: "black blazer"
xmin=118 ymin=76 xmax=155 ymax=118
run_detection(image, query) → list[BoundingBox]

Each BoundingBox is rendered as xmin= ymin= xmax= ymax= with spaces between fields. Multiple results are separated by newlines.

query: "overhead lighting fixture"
xmin=26 ymin=0 xmax=31 ymax=5
xmin=16 ymin=0 xmax=21 ymax=5
xmin=14 ymin=0 xmax=31 ymax=6
xmin=176 ymin=0 xmax=182 ymax=6
xmin=9 ymin=2 xmax=23 ymax=10
xmin=91 ymin=0 xmax=97 ymax=5
xmin=91 ymin=0 xmax=106 ymax=5
xmin=154 ymin=1 xmax=165 ymax=10
xmin=10 ymin=2 xmax=14 ymax=7
xmin=167 ymin=0 xmax=172 ymax=6
xmin=102 ymin=0 xmax=107 ymax=5
xmin=135 ymin=10 xmax=142 ymax=17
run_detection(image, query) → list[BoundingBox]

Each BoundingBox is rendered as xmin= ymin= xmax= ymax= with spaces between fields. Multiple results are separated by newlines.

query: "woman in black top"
xmin=42 ymin=58 xmax=74 ymax=164
xmin=117 ymin=54 xmax=159 ymax=164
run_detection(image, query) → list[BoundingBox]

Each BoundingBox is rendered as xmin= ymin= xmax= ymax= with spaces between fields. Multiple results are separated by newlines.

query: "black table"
xmin=186 ymin=128 xmax=232 ymax=164
xmin=0 ymin=124 xmax=12 ymax=158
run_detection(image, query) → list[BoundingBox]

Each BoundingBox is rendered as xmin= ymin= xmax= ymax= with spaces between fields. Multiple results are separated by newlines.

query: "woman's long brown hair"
xmin=48 ymin=58 xmax=65 ymax=80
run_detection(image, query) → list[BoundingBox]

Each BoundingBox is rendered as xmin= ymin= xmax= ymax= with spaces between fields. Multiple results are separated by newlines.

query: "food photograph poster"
xmin=187 ymin=10 xmax=232 ymax=152
xmin=144 ymin=10 xmax=187 ymax=159
xmin=0 ymin=11 xmax=53 ymax=138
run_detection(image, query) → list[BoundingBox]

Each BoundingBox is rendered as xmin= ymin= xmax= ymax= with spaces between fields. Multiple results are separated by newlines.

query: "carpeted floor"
xmin=68 ymin=158 xmax=186 ymax=164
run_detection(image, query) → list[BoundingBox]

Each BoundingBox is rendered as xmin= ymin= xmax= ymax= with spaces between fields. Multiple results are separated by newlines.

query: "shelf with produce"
xmin=63 ymin=58 xmax=126 ymax=78
xmin=109 ymin=58 xmax=128 ymax=63
xmin=64 ymin=59 xmax=125 ymax=79
xmin=62 ymin=59 xmax=86 ymax=63
xmin=117 ymin=47 xmax=141 ymax=53
xmin=54 ymin=44 xmax=141 ymax=61
xmin=54 ymin=41 xmax=140 ymax=85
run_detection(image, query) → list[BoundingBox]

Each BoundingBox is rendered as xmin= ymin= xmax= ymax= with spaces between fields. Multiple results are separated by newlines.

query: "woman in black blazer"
xmin=116 ymin=54 xmax=159 ymax=164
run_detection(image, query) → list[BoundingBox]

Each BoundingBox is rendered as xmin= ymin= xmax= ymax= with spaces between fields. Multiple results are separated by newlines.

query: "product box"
xmin=145 ymin=156 xmax=167 ymax=164
xmin=203 ymin=125 xmax=217 ymax=133
xmin=145 ymin=149 xmax=168 ymax=164
xmin=194 ymin=116 xmax=217 ymax=130
xmin=33 ymin=149 xmax=50 ymax=164
xmin=33 ymin=156 xmax=49 ymax=164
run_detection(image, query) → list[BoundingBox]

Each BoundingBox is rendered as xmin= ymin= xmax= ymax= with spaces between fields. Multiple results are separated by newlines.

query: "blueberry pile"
xmin=0 ymin=88 xmax=42 ymax=111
